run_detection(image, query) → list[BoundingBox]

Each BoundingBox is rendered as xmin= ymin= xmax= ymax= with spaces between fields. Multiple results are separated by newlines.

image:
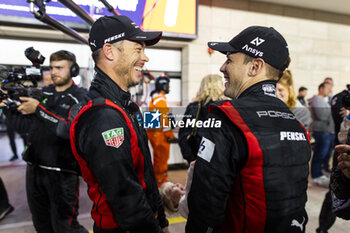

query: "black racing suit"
xmin=178 ymin=100 xmax=213 ymax=163
xmin=4 ymin=84 xmax=88 ymax=233
xmin=70 ymin=67 xmax=168 ymax=233
xmin=185 ymin=81 xmax=311 ymax=233
xmin=316 ymin=88 xmax=350 ymax=233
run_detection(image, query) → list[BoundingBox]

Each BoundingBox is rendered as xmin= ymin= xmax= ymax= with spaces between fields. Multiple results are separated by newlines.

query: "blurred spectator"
xmin=309 ymin=82 xmax=335 ymax=187
xmin=178 ymin=74 xmax=225 ymax=163
xmin=147 ymin=74 xmax=176 ymax=187
xmin=297 ymin=86 xmax=308 ymax=107
xmin=315 ymin=85 xmax=350 ymax=233
xmin=276 ymin=70 xmax=311 ymax=130
xmin=2 ymin=115 xmax=27 ymax=162
xmin=159 ymin=182 xmax=185 ymax=213
xmin=0 ymin=177 xmax=14 ymax=221
xmin=324 ymin=77 xmax=334 ymax=103
xmin=42 ymin=70 xmax=53 ymax=87
xmin=159 ymin=161 xmax=195 ymax=218
xmin=5 ymin=116 xmax=19 ymax=161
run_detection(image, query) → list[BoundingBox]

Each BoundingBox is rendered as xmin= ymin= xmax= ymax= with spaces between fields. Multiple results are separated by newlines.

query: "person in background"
xmin=159 ymin=181 xmax=185 ymax=213
xmin=42 ymin=70 xmax=54 ymax=87
xmin=4 ymin=115 xmax=20 ymax=161
xmin=178 ymin=74 xmax=225 ymax=164
xmin=276 ymin=69 xmax=311 ymax=131
xmin=317 ymin=78 xmax=335 ymax=178
xmin=0 ymin=50 xmax=88 ymax=233
xmin=147 ymin=74 xmax=176 ymax=187
xmin=331 ymin=144 xmax=350 ymax=199
xmin=315 ymin=85 xmax=350 ymax=233
xmin=297 ymin=86 xmax=308 ymax=107
xmin=309 ymin=82 xmax=335 ymax=187
xmin=0 ymin=177 xmax=14 ymax=221
xmin=3 ymin=115 xmax=28 ymax=162
xmin=159 ymin=161 xmax=195 ymax=219
xmin=186 ymin=26 xmax=311 ymax=233
xmin=324 ymin=77 xmax=334 ymax=103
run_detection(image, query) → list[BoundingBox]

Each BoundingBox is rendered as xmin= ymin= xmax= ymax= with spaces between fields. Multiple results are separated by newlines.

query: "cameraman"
xmin=0 ymin=50 xmax=88 ymax=233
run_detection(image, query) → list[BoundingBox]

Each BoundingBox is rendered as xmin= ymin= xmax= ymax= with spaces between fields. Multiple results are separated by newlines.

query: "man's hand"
xmin=0 ymin=99 xmax=7 ymax=108
xmin=339 ymin=107 xmax=350 ymax=118
xmin=17 ymin=97 xmax=40 ymax=115
xmin=335 ymin=144 xmax=350 ymax=179
xmin=162 ymin=227 xmax=170 ymax=233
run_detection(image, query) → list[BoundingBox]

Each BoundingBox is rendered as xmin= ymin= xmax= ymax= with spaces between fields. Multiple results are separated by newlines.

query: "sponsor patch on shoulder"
xmin=197 ymin=137 xmax=215 ymax=163
xmin=102 ymin=128 xmax=124 ymax=148
xmin=262 ymin=84 xmax=276 ymax=97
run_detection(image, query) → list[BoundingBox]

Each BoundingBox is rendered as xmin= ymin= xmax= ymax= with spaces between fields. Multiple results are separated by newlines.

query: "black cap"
xmin=208 ymin=26 xmax=289 ymax=71
xmin=89 ymin=15 xmax=162 ymax=52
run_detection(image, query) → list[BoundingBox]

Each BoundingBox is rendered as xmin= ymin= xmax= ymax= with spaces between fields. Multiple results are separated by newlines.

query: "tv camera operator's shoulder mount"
xmin=0 ymin=47 xmax=44 ymax=110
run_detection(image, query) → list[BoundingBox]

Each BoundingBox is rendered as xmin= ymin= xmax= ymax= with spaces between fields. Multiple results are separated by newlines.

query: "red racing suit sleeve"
xmin=75 ymin=107 xmax=164 ymax=233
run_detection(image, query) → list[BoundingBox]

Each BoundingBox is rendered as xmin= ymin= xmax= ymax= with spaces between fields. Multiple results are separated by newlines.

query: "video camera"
xmin=0 ymin=47 xmax=44 ymax=109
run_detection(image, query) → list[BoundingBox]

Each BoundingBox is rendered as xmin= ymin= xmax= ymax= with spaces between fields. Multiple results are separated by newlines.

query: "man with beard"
xmin=0 ymin=50 xmax=88 ymax=233
xmin=69 ymin=15 xmax=169 ymax=233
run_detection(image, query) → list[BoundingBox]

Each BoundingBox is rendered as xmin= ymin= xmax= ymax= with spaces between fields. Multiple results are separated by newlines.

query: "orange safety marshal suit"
xmin=147 ymin=91 xmax=175 ymax=187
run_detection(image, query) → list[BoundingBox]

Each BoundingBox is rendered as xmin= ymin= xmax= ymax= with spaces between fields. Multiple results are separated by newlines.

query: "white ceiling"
xmin=252 ymin=0 xmax=350 ymax=15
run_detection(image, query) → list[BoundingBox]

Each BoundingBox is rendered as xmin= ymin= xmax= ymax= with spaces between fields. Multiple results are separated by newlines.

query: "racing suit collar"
xmin=238 ymin=80 xmax=278 ymax=99
xmin=89 ymin=66 xmax=132 ymax=107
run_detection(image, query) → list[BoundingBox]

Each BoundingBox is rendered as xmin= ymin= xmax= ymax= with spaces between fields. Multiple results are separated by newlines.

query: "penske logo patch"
xmin=102 ymin=128 xmax=124 ymax=148
xmin=197 ymin=137 xmax=215 ymax=163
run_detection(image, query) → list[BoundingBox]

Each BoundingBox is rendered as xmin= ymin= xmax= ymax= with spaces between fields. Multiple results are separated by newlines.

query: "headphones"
xmin=58 ymin=50 xmax=80 ymax=77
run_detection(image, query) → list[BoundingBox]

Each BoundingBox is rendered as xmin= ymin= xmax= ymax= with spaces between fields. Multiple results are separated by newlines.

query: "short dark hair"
xmin=298 ymin=86 xmax=307 ymax=92
xmin=318 ymin=82 xmax=326 ymax=91
xmin=243 ymin=54 xmax=290 ymax=80
xmin=50 ymin=50 xmax=75 ymax=64
xmin=92 ymin=48 xmax=102 ymax=64
xmin=92 ymin=41 xmax=124 ymax=64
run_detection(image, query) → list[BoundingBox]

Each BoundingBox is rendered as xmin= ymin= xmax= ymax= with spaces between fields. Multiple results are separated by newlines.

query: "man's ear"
xmin=102 ymin=43 xmax=115 ymax=61
xmin=248 ymin=58 xmax=264 ymax=77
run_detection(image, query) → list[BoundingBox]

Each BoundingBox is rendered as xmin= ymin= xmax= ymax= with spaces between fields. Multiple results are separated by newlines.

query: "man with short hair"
xmin=186 ymin=26 xmax=311 ymax=233
xmin=315 ymin=84 xmax=350 ymax=233
xmin=324 ymin=77 xmax=334 ymax=103
xmin=69 ymin=15 xmax=169 ymax=233
xmin=297 ymin=86 xmax=308 ymax=107
xmin=0 ymin=50 xmax=88 ymax=233
xmin=309 ymin=82 xmax=335 ymax=187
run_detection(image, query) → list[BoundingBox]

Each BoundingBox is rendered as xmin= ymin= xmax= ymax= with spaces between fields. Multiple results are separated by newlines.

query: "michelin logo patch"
xmin=197 ymin=137 xmax=215 ymax=163
xmin=102 ymin=128 xmax=124 ymax=148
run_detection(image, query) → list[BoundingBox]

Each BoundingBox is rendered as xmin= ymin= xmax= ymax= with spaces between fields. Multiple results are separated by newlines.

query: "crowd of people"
xmin=0 ymin=14 xmax=350 ymax=233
